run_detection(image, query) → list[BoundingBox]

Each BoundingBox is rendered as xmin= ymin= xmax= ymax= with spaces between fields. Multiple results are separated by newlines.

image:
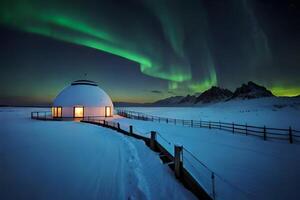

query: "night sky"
xmin=0 ymin=0 xmax=299 ymax=105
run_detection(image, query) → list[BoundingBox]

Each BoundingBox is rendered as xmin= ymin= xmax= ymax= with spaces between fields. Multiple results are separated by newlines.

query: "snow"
xmin=0 ymin=107 xmax=195 ymax=200
xmin=120 ymin=97 xmax=300 ymax=129
xmin=109 ymin=97 xmax=300 ymax=200
xmin=54 ymin=82 xmax=113 ymax=107
xmin=110 ymin=117 xmax=300 ymax=200
xmin=2 ymin=96 xmax=299 ymax=200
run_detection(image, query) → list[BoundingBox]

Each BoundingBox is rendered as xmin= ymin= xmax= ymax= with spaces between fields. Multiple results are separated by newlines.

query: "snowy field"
xmin=0 ymin=107 xmax=195 ymax=200
xmin=122 ymin=97 xmax=300 ymax=129
xmin=110 ymin=117 xmax=300 ymax=200
xmin=110 ymin=97 xmax=300 ymax=200
xmin=2 ymin=98 xmax=300 ymax=200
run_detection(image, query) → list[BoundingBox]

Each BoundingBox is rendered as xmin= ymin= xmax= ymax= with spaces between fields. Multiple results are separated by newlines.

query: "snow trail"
xmin=0 ymin=108 xmax=195 ymax=200
xmin=122 ymin=137 xmax=151 ymax=200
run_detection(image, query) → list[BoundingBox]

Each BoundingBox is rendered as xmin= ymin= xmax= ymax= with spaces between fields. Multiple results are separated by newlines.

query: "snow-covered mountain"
xmin=152 ymin=95 xmax=184 ymax=105
xmin=195 ymin=86 xmax=233 ymax=104
xmin=114 ymin=82 xmax=289 ymax=107
xmin=178 ymin=95 xmax=197 ymax=104
xmin=230 ymin=81 xmax=274 ymax=99
xmin=148 ymin=81 xmax=276 ymax=106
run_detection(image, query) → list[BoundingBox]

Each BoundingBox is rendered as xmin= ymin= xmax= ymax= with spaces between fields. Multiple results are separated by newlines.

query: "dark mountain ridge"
xmin=148 ymin=81 xmax=275 ymax=106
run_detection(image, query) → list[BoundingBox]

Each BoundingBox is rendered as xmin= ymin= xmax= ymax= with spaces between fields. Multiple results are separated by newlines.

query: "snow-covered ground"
xmin=110 ymin=117 xmax=300 ymax=200
xmin=0 ymin=107 xmax=195 ymax=200
xmin=121 ymin=97 xmax=300 ymax=129
xmin=2 ymin=97 xmax=299 ymax=200
xmin=110 ymin=97 xmax=300 ymax=200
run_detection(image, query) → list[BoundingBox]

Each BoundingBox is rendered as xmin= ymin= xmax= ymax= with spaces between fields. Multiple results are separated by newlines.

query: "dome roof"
xmin=53 ymin=80 xmax=113 ymax=107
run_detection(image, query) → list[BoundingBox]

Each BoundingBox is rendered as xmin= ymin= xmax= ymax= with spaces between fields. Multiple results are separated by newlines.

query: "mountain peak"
xmin=152 ymin=95 xmax=184 ymax=105
xmin=178 ymin=94 xmax=197 ymax=104
xmin=195 ymin=86 xmax=233 ymax=104
xmin=231 ymin=81 xmax=274 ymax=99
xmin=149 ymin=81 xmax=274 ymax=106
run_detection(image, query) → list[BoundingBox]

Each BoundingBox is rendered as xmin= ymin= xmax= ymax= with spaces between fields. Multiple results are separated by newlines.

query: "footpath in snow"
xmin=0 ymin=108 xmax=195 ymax=200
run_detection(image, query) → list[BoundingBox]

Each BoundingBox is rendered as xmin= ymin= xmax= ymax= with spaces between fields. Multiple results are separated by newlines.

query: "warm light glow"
xmin=52 ymin=107 xmax=62 ymax=117
xmin=52 ymin=107 xmax=57 ymax=117
xmin=74 ymin=107 xmax=84 ymax=117
xmin=57 ymin=107 xmax=62 ymax=117
xmin=105 ymin=106 xmax=111 ymax=117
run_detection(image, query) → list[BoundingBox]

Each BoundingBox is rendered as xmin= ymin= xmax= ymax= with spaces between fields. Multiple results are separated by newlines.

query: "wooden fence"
xmin=31 ymin=111 xmax=103 ymax=121
xmin=81 ymin=117 xmax=213 ymax=200
xmin=116 ymin=109 xmax=300 ymax=144
xmin=31 ymin=111 xmax=53 ymax=120
xmin=31 ymin=111 xmax=256 ymax=199
xmin=81 ymin=117 xmax=256 ymax=200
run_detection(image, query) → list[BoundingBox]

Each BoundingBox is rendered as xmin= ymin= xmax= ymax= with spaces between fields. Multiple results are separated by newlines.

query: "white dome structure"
xmin=52 ymin=80 xmax=114 ymax=118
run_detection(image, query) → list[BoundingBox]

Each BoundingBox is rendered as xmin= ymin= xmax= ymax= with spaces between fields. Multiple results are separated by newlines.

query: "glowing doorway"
xmin=105 ymin=106 xmax=111 ymax=117
xmin=74 ymin=107 xmax=84 ymax=118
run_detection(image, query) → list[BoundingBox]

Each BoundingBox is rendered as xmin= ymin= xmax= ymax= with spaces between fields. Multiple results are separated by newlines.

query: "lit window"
xmin=52 ymin=107 xmax=62 ymax=117
xmin=52 ymin=107 xmax=57 ymax=117
xmin=57 ymin=107 xmax=62 ymax=117
xmin=74 ymin=107 xmax=84 ymax=117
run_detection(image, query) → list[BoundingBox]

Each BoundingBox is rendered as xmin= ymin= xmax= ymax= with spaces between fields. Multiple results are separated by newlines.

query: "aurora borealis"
xmin=0 ymin=0 xmax=299 ymax=104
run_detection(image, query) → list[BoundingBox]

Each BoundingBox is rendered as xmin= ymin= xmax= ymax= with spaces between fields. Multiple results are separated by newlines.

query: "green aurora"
xmin=0 ymin=0 xmax=299 ymax=103
xmin=0 ymin=0 xmax=201 ymax=93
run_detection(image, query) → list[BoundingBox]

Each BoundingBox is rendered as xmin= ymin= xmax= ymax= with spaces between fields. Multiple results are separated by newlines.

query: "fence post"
xmin=150 ymin=131 xmax=156 ymax=150
xmin=166 ymin=118 xmax=168 ymax=124
xmin=219 ymin=121 xmax=221 ymax=129
xmin=211 ymin=172 xmax=216 ymax=200
xmin=245 ymin=123 xmax=248 ymax=135
xmin=103 ymin=120 xmax=106 ymax=126
xmin=117 ymin=123 xmax=121 ymax=131
xmin=200 ymin=120 xmax=202 ymax=128
xmin=209 ymin=121 xmax=211 ymax=129
xmin=232 ymin=123 xmax=235 ymax=133
xmin=263 ymin=126 xmax=266 ymax=140
xmin=289 ymin=126 xmax=293 ymax=144
xmin=31 ymin=112 xmax=33 ymax=119
xmin=174 ymin=145 xmax=183 ymax=178
xmin=129 ymin=125 xmax=133 ymax=136
xmin=191 ymin=120 xmax=193 ymax=128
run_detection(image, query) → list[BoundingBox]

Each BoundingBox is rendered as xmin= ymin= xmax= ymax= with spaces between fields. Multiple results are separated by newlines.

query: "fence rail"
xmin=31 ymin=111 xmax=53 ymax=120
xmin=116 ymin=109 xmax=300 ymax=144
xmin=81 ymin=117 xmax=212 ymax=199
xmin=31 ymin=112 xmax=109 ymax=121
xmin=31 ymin=110 xmax=298 ymax=199
xmin=30 ymin=113 xmax=257 ymax=200
xmin=81 ymin=116 xmax=257 ymax=200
